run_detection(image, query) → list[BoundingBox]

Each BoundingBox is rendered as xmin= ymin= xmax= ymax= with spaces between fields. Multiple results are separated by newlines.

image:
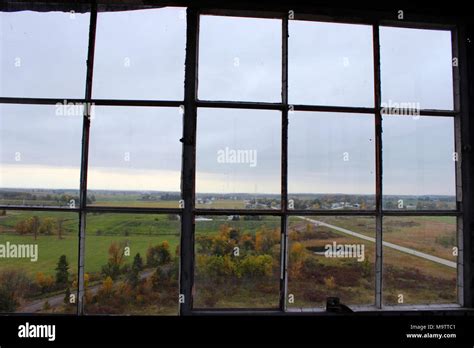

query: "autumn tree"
xmin=146 ymin=241 xmax=171 ymax=267
xmin=98 ymin=276 xmax=114 ymax=298
xmin=28 ymin=216 xmax=40 ymax=240
xmin=56 ymin=217 xmax=65 ymax=240
xmin=39 ymin=217 xmax=54 ymax=235
xmin=14 ymin=220 xmax=29 ymax=235
xmin=35 ymin=272 xmax=54 ymax=293
xmin=101 ymin=241 xmax=127 ymax=280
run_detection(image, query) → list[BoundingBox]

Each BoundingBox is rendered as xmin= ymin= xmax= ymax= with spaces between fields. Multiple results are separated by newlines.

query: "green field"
xmin=0 ymin=207 xmax=460 ymax=313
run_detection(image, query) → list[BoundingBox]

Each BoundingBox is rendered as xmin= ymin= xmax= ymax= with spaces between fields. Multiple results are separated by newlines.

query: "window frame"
xmin=0 ymin=2 xmax=470 ymax=316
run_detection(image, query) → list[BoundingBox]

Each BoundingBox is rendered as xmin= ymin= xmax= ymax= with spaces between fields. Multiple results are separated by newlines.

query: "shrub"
xmin=101 ymin=262 xmax=121 ymax=280
xmin=200 ymin=255 xmax=236 ymax=280
xmin=238 ymin=255 xmax=273 ymax=278
xmin=98 ymin=276 xmax=114 ymax=298
xmin=324 ymin=276 xmax=337 ymax=289
xmin=36 ymin=272 xmax=54 ymax=293
xmin=0 ymin=269 xmax=32 ymax=311
xmin=146 ymin=241 xmax=172 ymax=267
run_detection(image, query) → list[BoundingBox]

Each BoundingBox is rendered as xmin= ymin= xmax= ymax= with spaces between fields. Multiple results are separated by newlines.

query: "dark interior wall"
xmin=466 ymin=22 xmax=474 ymax=308
xmin=0 ymin=0 xmax=473 ymax=20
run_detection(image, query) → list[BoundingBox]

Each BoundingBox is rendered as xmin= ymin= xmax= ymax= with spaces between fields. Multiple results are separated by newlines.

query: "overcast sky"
xmin=0 ymin=8 xmax=456 ymax=196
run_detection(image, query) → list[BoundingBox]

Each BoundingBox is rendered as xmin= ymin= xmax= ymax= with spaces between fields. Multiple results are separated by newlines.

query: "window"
xmin=87 ymin=106 xmax=182 ymax=207
xmin=194 ymin=215 xmax=281 ymax=308
xmin=196 ymin=108 xmax=281 ymax=209
xmin=288 ymin=112 xmax=376 ymax=210
xmin=0 ymin=104 xmax=82 ymax=207
xmin=288 ymin=216 xmax=375 ymax=309
xmin=289 ymin=21 xmax=374 ymax=106
xmin=0 ymin=210 xmax=78 ymax=313
xmin=0 ymin=10 xmax=90 ymax=98
xmin=198 ymin=15 xmax=281 ymax=102
xmin=93 ymin=7 xmax=186 ymax=100
xmin=382 ymin=115 xmax=456 ymax=210
xmin=380 ymin=27 xmax=454 ymax=110
xmin=84 ymin=213 xmax=180 ymax=315
xmin=0 ymin=4 xmax=467 ymax=316
xmin=382 ymin=216 xmax=457 ymax=305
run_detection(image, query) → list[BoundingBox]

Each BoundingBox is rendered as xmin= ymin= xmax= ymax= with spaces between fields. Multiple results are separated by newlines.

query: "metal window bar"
xmin=77 ymin=1 xmax=97 ymax=315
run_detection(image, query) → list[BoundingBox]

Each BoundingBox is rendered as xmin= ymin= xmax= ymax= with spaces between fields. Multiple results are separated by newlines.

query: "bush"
xmin=238 ymin=255 xmax=273 ymax=278
xmin=255 ymin=227 xmax=279 ymax=253
xmin=98 ymin=276 xmax=114 ymax=298
xmin=0 ymin=269 xmax=32 ymax=311
xmin=146 ymin=241 xmax=172 ymax=267
xmin=101 ymin=262 xmax=121 ymax=280
xmin=35 ymin=272 xmax=54 ymax=293
xmin=199 ymin=255 xmax=236 ymax=280
xmin=324 ymin=276 xmax=337 ymax=289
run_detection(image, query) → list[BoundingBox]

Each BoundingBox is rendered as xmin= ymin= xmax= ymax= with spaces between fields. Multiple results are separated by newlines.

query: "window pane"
xmin=380 ymin=27 xmax=453 ymax=110
xmin=289 ymin=21 xmax=374 ymax=107
xmin=84 ymin=213 xmax=180 ymax=315
xmin=288 ymin=112 xmax=375 ymax=210
xmin=87 ymin=106 xmax=182 ymax=208
xmin=194 ymin=215 xmax=281 ymax=308
xmin=0 ymin=210 xmax=78 ymax=313
xmin=382 ymin=115 xmax=456 ymax=210
xmin=0 ymin=104 xmax=82 ymax=206
xmin=288 ymin=216 xmax=375 ymax=309
xmin=196 ymin=108 xmax=281 ymax=209
xmin=93 ymin=7 xmax=186 ymax=100
xmin=383 ymin=216 xmax=457 ymax=305
xmin=198 ymin=15 xmax=281 ymax=102
xmin=0 ymin=10 xmax=89 ymax=98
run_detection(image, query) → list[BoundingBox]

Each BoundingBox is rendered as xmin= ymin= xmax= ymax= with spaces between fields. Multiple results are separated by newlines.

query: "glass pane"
xmin=0 ymin=210 xmax=78 ymax=313
xmin=0 ymin=104 xmax=82 ymax=206
xmin=196 ymin=108 xmax=281 ymax=209
xmin=382 ymin=115 xmax=456 ymax=210
xmin=288 ymin=216 xmax=375 ymax=309
xmin=380 ymin=27 xmax=453 ymax=110
xmin=87 ymin=106 xmax=182 ymax=208
xmin=0 ymin=10 xmax=90 ymax=98
xmin=84 ymin=213 xmax=180 ymax=315
xmin=194 ymin=215 xmax=281 ymax=308
xmin=93 ymin=7 xmax=186 ymax=100
xmin=288 ymin=112 xmax=375 ymax=210
xmin=198 ymin=15 xmax=281 ymax=102
xmin=383 ymin=216 xmax=457 ymax=305
xmin=289 ymin=21 xmax=374 ymax=107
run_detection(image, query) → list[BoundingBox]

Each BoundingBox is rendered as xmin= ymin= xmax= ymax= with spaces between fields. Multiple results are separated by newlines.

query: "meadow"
xmin=0 ymin=196 xmax=459 ymax=313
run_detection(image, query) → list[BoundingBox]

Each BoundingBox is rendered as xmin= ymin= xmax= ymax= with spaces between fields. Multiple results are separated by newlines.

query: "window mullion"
xmin=280 ymin=15 xmax=289 ymax=312
xmin=180 ymin=7 xmax=199 ymax=316
xmin=372 ymin=22 xmax=383 ymax=309
xmin=77 ymin=2 xmax=97 ymax=316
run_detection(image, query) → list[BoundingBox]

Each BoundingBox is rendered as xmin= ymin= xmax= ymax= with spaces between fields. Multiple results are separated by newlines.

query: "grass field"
xmin=0 ymin=207 xmax=459 ymax=311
